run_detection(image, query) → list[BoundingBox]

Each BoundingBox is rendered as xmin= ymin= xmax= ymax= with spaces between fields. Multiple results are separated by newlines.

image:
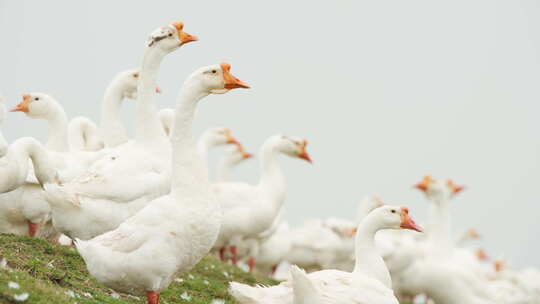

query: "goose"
xmin=69 ymin=67 xmax=158 ymax=151
xmin=229 ymin=205 xmax=423 ymax=304
xmin=391 ymin=176 xmax=502 ymax=304
xmin=212 ymin=135 xmax=312 ymax=265
xmin=414 ymin=175 xmax=464 ymax=258
xmin=0 ymin=93 xmax=70 ymax=239
xmin=41 ymin=22 xmax=198 ymax=241
xmin=215 ymin=142 xmax=253 ymax=182
xmin=197 ymin=127 xmax=238 ymax=163
xmin=75 ymin=62 xmax=249 ymax=304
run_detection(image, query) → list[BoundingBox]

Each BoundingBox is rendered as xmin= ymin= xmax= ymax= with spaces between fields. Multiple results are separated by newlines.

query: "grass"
xmin=0 ymin=234 xmax=277 ymax=304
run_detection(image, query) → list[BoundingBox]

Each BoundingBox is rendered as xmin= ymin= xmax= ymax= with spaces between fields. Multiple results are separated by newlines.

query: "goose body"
xmin=76 ymin=60 xmax=249 ymax=304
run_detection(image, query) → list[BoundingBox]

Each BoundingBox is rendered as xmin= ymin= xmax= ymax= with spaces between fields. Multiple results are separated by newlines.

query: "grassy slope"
xmin=0 ymin=234 xmax=276 ymax=304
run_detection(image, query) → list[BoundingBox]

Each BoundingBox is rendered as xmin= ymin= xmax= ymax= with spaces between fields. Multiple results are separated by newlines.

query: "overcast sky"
xmin=1 ymin=0 xmax=539 ymax=268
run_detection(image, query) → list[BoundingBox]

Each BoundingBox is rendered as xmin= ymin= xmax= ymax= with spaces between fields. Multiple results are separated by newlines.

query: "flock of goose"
xmin=0 ymin=21 xmax=538 ymax=304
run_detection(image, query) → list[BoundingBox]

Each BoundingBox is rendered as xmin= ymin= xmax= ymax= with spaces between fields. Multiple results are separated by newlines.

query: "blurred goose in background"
xmin=41 ymin=22 xmax=198 ymax=241
xmin=215 ymin=142 xmax=253 ymax=182
xmin=213 ymin=135 xmax=311 ymax=266
xmin=76 ymin=62 xmax=249 ymax=304
xmin=68 ymin=68 xmax=160 ymax=151
xmin=229 ymin=205 xmax=423 ymax=304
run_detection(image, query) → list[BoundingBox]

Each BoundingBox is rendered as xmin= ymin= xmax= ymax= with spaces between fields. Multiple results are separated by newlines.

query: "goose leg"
xmin=247 ymin=257 xmax=256 ymax=272
xmin=219 ymin=247 xmax=226 ymax=261
xmin=229 ymin=246 xmax=238 ymax=265
xmin=271 ymin=265 xmax=278 ymax=276
xmin=146 ymin=290 xmax=160 ymax=304
xmin=27 ymin=222 xmax=39 ymax=237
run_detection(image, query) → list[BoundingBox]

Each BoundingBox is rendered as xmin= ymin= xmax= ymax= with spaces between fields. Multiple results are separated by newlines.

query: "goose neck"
xmin=100 ymin=85 xmax=128 ymax=147
xmin=216 ymin=157 xmax=235 ymax=182
xmin=170 ymin=83 xmax=209 ymax=196
xmin=135 ymin=47 xmax=168 ymax=145
xmin=428 ymin=197 xmax=452 ymax=257
xmin=258 ymin=138 xmax=285 ymax=194
xmin=45 ymin=104 xmax=69 ymax=152
xmin=353 ymin=215 xmax=392 ymax=288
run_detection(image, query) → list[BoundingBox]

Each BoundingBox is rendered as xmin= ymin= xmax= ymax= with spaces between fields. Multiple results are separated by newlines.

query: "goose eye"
xmin=133 ymin=73 xmax=139 ymax=78
xmin=391 ymin=210 xmax=396 ymax=213
xmin=34 ymin=97 xmax=39 ymax=101
xmin=168 ymin=33 xmax=173 ymax=37
xmin=211 ymin=70 xmax=217 ymax=74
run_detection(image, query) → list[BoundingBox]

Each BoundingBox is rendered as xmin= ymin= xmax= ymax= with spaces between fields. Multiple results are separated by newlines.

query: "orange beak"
xmin=494 ymin=260 xmax=505 ymax=272
xmin=172 ymin=22 xmax=198 ymax=45
xmin=155 ymin=86 xmax=162 ymax=94
xmin=10 ymin=94 xmax=31 ymax=113
xmin=298 ymin=139 xmax=312 ymax=163
xmin=448 ymin=180 xmax=465 ymax=194
xmin=413 ymin=175 xmax=432 ymax=192
xmin=235 ymin=143 xmax=253 ymax=159
xmin=345 ymin=227 xmax=358 ymax=237
xmin=467 ymin=228 xmax=480 ymax=239
xmin=476 ymin=249 xmax=489 ymax=261
xmin=400 ymin=207 xmax=423 ymax=232
xmin=220 ymin=62 xmax=250 ymax=89
xmin=224 ymin=129 xmax=238 ymax=144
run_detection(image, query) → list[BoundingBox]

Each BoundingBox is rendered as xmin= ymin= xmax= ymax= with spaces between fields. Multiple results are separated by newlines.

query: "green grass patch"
xmin=0 ymin=234 xmax=276 ymax=303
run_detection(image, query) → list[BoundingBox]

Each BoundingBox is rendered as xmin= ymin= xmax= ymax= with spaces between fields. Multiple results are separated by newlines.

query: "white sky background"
xmin=0 ymin=1 xmax=539 ymax=268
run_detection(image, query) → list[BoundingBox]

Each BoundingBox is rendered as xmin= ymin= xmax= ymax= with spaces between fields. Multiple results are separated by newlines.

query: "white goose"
xmin=215 ymin=142 xmax=253 ymax=182
xmin=229 ymin=205 xmax=423 ymax=304
xmin=41 ymin=22 xmax=198 ymax=240
xmin=75 ymin=62 xmax=249 ymax=304
xmin=391 ymin=176 xmax=500 ymax=304
xmin=212 ymin=135 xmax=312 ymax=264
xmin=0 ymin=93 xmax=71 ymax=239
xmin=68 ymin=67 xmax=154 ymax=151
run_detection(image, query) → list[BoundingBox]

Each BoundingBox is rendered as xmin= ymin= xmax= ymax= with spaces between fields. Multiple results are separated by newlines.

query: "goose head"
xmin=414 ymin=175 xmax=465 ymax=201
xmin=277 ymin=136 xmax=312 ymax=163
xmin=113 ymin=68 xmax=160 ymax=100
xmin=146 ymin=21 xmax=198 ymax=51
xmin=10 ymin=93 xmax=60 ymax=119
xmin=186 ymin=62 xmax=250 ymax=95
xmin=476 ymin=248 xmax=490 ymax=261
xmin=201 ymin=127 xmax=239 ymax=147
xmin=368 ymin=205 xmax=423 ymax=232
